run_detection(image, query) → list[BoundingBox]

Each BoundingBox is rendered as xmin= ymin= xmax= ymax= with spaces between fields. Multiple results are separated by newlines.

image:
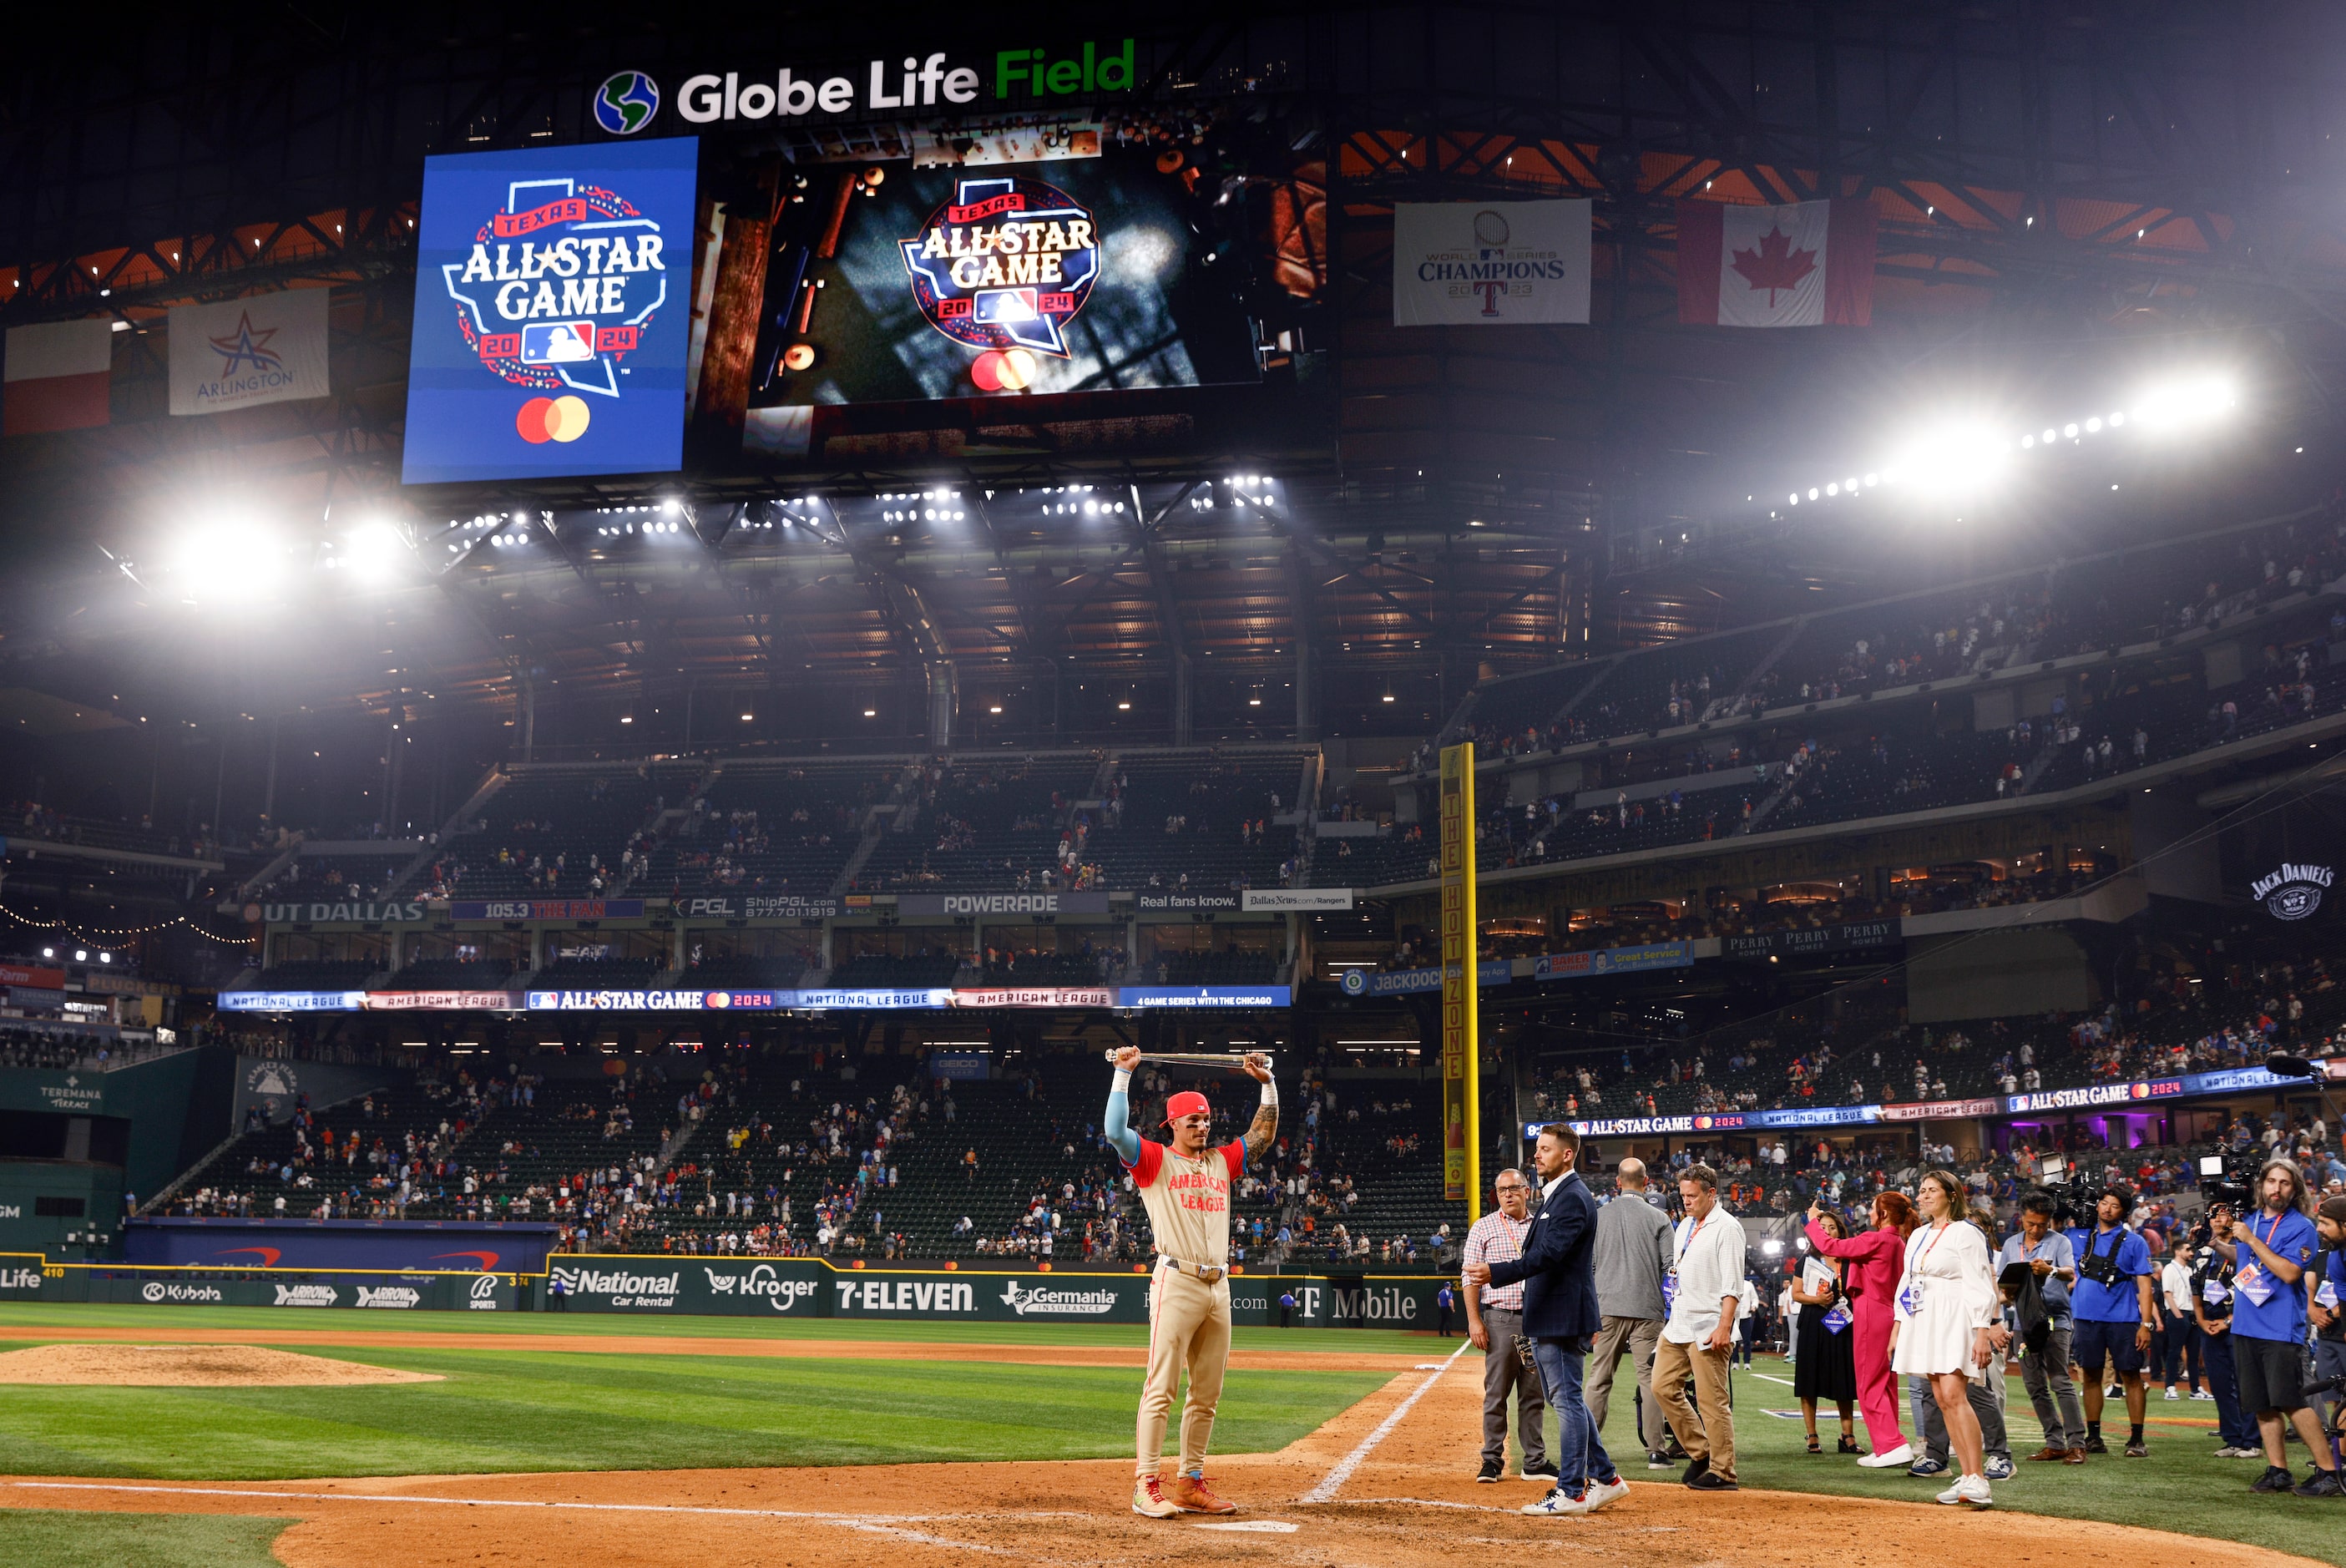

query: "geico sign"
xmin=836 ymin=1278 xmax=974 ymax=1313
xmin=705 ymin=1264 xmax=818 ymax=1311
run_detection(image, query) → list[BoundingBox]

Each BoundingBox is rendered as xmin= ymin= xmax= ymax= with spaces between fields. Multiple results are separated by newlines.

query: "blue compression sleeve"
xmin=1105 ymin=1077 xmax=1141 ymax=1165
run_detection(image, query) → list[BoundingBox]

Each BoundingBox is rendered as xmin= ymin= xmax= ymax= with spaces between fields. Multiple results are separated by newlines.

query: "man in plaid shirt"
xmin=1463 ymin=1167 xmax=1552 ymax=1482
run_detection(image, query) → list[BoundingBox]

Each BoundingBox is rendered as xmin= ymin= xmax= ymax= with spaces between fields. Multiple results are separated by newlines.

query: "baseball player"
xmin=1106 ymin=1043 xmax=1278 ymax=1517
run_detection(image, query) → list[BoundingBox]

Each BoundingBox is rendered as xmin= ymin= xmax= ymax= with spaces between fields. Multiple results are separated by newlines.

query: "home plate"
xmin=1193 ymin=1520 xmax=1302 ymax=1533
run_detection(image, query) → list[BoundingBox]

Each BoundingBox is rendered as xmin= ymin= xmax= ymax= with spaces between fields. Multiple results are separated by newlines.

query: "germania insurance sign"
xmin=402 ymin=137 xmax=696 ymax=483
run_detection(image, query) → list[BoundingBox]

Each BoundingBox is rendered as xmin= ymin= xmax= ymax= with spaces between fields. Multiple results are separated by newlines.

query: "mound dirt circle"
xmin=0 ymin=1343 xmax=444 ymax=1387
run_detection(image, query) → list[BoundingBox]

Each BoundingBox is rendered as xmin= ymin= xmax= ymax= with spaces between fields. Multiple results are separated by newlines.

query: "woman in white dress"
xmin=1888 ymin=1169 xmax=2000 ymax=1507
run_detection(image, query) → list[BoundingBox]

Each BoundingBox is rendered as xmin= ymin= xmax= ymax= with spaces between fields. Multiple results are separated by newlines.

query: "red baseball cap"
xmin=1163 ymin=1090 xmax=1211 ymax=1125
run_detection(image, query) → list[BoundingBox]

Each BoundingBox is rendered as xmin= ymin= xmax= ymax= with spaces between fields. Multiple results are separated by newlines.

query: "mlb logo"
xmin=520 ymin=320 xmax=598 ymax=365
xmin=973 ymin=289 xmax=1042 ymax=326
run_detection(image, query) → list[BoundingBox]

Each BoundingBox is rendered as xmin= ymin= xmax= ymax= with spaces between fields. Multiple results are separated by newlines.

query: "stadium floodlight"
xmin=1761 ymin=1239 xmax=1782 ymax=1256
xmin=1888 ymin=418 xmax=2009 ymax=497
xmin=165 ymin=513 xmax=287 ymax=601
xmin=342 ymin=518 xmax=409 ymax=585
xmin=2130 ymin=376 xmax=2236 ymax=428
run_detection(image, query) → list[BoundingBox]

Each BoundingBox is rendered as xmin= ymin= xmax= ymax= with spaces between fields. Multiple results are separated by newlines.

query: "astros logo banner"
xmin=402 ymin=136 xmax=697 ymax=484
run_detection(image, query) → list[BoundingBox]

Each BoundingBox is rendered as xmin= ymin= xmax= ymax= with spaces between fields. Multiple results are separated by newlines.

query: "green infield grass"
xmin=0 ymin=1338 xmax=1390 ymax=1479
xmin=0 ymin=1510 xmax=291 ymax=1568
xmin=1592 ymin=1356 xmax=2345 ymax=1566
xmin=0 ymin=1300 xmax=1444 ymax=1358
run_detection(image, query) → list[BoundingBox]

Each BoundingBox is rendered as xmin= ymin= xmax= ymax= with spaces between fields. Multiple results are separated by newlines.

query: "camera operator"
xmin=2070 ymin=1184 xmax=2157 ymax=1458
xmin=2191 ymin=1201 xmax=2266 ymax=1458
xmin=2000 ymin=1190 xmax=2085 ymax=1462
xmin=2207 ymin=1158 xmax=2339 ymax=1496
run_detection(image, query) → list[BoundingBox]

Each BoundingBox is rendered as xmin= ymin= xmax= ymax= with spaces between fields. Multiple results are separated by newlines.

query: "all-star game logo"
xmin=438 ymin=174 xmax=671 ymax=447
xmin=2252 ymin=862 xmax=2334 ymax=921
xmin=900 ymin=175 xmax=1100 ymax=392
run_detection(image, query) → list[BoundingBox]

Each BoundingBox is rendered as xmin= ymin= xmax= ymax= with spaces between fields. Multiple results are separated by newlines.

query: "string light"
xmin=0 ymin=903 xmax=254 ymax=944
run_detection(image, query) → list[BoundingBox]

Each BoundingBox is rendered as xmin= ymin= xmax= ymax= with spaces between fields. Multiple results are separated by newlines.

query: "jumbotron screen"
xmin=736 ymin=119 xmax=1327 ymax=468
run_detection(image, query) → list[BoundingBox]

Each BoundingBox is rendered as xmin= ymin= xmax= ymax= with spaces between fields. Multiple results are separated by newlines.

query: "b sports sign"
xmin=403 ymin=137 xmax=696 ymax=483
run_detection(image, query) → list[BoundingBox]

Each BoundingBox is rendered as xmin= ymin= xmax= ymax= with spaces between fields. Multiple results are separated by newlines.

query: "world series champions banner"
xmin=1439 ymin=741 xmax=1479 ymax=1212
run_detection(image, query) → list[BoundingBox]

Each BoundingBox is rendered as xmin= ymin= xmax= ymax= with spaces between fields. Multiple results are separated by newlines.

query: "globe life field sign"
xmin=403 ymin=137 xmax=698 ymax=483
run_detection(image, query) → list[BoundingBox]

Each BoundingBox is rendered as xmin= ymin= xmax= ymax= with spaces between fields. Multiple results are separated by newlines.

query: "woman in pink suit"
xmin=1806 ymin=1191 xmax=1915 ymax=1466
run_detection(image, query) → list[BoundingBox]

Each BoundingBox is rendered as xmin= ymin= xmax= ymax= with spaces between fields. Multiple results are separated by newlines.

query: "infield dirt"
xmin=1 ymin=1341 xmax=2318 ymax=1567
xmin=0 ymin=1343 xmax=442 ymax=1387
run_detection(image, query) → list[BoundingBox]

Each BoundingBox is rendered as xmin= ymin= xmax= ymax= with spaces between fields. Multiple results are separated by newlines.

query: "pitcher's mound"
xmin=0 ymin=1343 xmax=444 ymax=1387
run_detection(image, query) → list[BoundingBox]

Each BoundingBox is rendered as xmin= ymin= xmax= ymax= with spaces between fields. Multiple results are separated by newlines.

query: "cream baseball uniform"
xmin=1126 ymin=1133 xmax=1244 ymax=1479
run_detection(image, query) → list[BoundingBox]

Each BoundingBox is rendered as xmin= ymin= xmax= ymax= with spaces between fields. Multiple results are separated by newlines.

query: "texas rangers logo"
xmin=440 ymin=173 xmax=670 ymax=445
xmin=900 ymin=175 xmax=1100 ymax=367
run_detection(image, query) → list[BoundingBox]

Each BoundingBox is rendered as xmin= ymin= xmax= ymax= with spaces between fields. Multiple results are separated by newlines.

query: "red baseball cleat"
xmin=1168 ymin=1474 xmax=1239 ymax=1514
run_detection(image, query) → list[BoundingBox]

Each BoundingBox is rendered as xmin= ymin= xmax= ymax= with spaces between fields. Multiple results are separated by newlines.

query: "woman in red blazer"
xmin=1805 ymin=1191 xmax=1914 ymax=1465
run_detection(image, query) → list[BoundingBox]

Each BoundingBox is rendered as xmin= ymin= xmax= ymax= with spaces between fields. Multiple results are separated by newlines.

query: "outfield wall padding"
xmin=2 ymin=1251 xmax=1451 ymax=1328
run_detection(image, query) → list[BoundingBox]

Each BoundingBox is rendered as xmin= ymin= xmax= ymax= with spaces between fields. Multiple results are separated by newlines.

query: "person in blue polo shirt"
xmin=2070 ymin=1185 xmax=2156 ymax=1457
xmin=2211 ymin=1159 xmax=2340 ymax=1497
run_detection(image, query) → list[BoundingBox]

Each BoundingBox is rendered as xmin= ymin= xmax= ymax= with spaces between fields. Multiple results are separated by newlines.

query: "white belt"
xmin=1159 ymin=1255 xmax=1226 ymax=1284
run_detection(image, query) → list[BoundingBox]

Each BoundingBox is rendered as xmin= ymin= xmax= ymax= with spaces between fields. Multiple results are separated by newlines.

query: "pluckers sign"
xmin=402 ymin=137 xmax=697 ymax=484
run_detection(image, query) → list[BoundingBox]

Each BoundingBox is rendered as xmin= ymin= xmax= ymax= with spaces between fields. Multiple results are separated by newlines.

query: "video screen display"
xmin=732 ymin=115 xmax=1327 ymax=468
xmin=402 ymin=136 xmax=699 ymax=484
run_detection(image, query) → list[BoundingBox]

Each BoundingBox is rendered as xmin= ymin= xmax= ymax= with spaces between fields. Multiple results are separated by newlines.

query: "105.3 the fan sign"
xmin=402 ymin=136 xmax=698 ymax=483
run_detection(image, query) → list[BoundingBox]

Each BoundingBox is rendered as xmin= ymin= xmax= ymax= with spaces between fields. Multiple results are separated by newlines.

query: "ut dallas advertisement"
xmin=402 ymin=137 xmax=697 ymax=483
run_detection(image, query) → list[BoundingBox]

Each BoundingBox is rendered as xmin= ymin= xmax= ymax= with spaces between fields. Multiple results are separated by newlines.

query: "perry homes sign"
xmin=1724 ymin=922 xmax=1899 ymax=960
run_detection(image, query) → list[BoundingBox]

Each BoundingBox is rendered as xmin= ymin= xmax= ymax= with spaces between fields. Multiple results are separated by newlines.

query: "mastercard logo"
xmin=517 ymin=395 xmax=591 ymax=444
xmin=970 ymin=348 xmax=1038 ymax=392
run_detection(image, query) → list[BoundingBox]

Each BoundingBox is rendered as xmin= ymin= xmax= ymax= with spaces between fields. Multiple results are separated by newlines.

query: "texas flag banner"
xmin=169 ymin=287 xmax=332 ymax=416
xmin=3 ymin=318 xmax=114 ymax=436
xmin=1676 ymin=199 xmax=1876 ymax=327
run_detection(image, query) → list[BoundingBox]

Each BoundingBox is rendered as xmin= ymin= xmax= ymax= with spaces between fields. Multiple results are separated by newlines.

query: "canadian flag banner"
xmin=1676 ymin=199 xmax=1876 ymax=327
xmin=3 ymin=318 xmax=115 ymax=437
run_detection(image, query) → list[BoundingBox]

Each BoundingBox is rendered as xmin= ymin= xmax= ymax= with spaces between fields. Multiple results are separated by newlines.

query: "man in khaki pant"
xmin=1105 ymin=1045 xmax=1278 ymax=1517
xmin=1586 ymin=1157 xmax=1675 ymax=1464
xmin=1654 ymin=1164 xmax=1743 ymax=1489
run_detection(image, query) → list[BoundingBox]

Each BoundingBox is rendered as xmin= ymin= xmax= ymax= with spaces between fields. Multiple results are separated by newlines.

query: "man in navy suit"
xmin=1466 ymin=1123 xmax=1628 ymax=1515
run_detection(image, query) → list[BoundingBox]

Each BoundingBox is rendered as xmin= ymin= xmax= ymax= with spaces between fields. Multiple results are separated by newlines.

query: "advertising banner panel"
xmin=403 ymin=137 xmax=697 ymax=483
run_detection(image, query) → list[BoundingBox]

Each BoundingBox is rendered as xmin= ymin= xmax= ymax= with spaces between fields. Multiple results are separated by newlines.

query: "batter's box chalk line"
xmin=1298 ymin=1340 xmax=1470 ymax=1505
xmin=1193 ymin=1520 xmax=1302 ymax=1533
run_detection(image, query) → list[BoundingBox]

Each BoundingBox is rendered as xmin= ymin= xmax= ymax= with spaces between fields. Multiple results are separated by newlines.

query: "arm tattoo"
xmin=1242 ymin=1100 xmax=1278 ymax=1164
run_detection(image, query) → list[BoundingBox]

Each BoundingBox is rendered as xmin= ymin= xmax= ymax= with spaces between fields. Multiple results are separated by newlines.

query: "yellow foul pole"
xmin=1438 ymin=741 xmax=1479 ymax=1223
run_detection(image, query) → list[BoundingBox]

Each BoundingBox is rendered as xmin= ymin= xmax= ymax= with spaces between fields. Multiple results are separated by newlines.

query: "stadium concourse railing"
xmin=0 ymin=1251 xmax=1440 ymax=1328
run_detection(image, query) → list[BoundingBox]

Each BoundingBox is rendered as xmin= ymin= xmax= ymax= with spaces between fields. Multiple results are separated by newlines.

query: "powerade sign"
xmin=596 ymin=41 xmax=1140 ymax=134
xmin=897 ymin=891 xmax=1112 ymax=916
xmin=403 ymin=137 xmax=695 ymax=483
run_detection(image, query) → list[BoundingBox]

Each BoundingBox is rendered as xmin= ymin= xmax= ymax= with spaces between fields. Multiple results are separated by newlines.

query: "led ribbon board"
xmin=402 ymin=136 xmax=697 ymax=483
